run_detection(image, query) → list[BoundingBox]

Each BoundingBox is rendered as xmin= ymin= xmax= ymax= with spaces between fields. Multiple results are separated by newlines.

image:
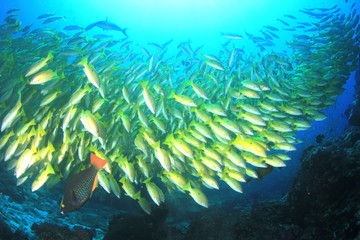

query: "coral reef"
xmin=0 ymin=218 xmax=13 ymax=240
xmin=286 ymin=126 xmax=360 ymax=239
xmin=103 ymin=206 xmax=170 ymax=240
xmin=31 ymin=223 xmax=95 ymax=240
xmin=0 ymin=217 xmax=28 ymax=240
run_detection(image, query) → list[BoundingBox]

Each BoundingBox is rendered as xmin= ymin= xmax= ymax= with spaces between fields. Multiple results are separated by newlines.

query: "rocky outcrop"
xmin=103 ymin=206 xmax=171 ymax=240
xmin=286 ymin=126 xmax=360 ymax=239
xmin=0 ymin=217 xmax=28 ymax=240
xmin=0 ymin=218 xmax=13 ymax=240
xmin=31 ymin=223 xmax=95 ymax=240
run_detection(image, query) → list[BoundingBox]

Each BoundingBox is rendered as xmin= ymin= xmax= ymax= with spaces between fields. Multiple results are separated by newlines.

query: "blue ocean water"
xmin=0 ymin=0 xmax=359 ymax=239
xmin=0 ymin=0 xmax=355 ymax=52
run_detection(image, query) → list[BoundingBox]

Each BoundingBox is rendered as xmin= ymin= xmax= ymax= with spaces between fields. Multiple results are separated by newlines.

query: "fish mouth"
xmin=60 ymin=205 xmax=65 ymax=214
xmin=60 ymin=197 xmax=65 ymax=214
xmin=60 ymin=207 xmax=70 ymax=214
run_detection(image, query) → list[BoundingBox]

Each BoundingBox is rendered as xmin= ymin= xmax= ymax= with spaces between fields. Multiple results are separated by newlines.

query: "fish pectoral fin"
xmin=72 ymin=190 xmax=78 ymax=203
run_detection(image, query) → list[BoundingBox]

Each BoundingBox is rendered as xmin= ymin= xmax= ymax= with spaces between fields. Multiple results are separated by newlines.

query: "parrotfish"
xmin=60 ymin=153 xmax=108 ymax=214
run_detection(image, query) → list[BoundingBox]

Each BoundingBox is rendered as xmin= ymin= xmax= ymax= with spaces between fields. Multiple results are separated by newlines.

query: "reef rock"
xmin=103 ymin=207 xmax=170 ymax=240
xmin=31 ymin=223 xmax=95 ymax=240
xmin=286 ymin=126 xmax=360 ymax=239
xmin=0 ymin=217 xmax=13 ymax=240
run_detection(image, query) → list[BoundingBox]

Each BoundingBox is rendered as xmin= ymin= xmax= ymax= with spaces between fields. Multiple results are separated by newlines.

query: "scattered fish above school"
xmin=86 ymin=19 xmax=128 ymax=37
xmin=0 ymin=3 xmax=359 ymax=214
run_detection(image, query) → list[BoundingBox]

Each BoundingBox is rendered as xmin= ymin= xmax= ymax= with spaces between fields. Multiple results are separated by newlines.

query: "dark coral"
xmin=31 ymin=223 xmax=95 ymax=240
xmin=0 ymin=217 xmax=13 ymax=240
xmin=0 ymin=218 xmax=28 ymax=240
xmin=103 ymin=206 xmax=170 ymax=240
xmin=0 ymin=169 xmax=26 ymax=204
xmin=286 ymin=126 xmax=360 ymax=239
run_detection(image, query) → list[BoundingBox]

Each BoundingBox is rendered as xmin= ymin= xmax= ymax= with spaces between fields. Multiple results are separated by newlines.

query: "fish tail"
xmin=143 ymin=177 xmax=153 ymax=184
xmin=140 ymin=80 xmax=148 ymax=89
xmin=169 ymin=91 xmax=176 ymax=99
xmin=121 ymin=28 xmax=128 ymax=37
xmin=47 ymin=51 xmax=54 ymax=61
xmin=78 ymin=57 xmax=88 ymax=66
xmin=182 ymin=182 xmax=192 ymax=192
xmin=164 ymin=133 xmax=174 ymax=144
xmin=237 ymin=109 xmax=244 ymax=119
xmin=16 ymin=96 xmax=22 ymax=110
xmin=151 ymin=141 xmax=160 ymax=149
xmin=232 ymin=134 xmax=242 ymax=145
xmin=48 ymin=141 xmax=55 ymax=152
xmin=84 ymin=84 xmax=92 ymax=92
xmin=90 ymin=153 xmax=107 ymax=170
xmin=46 ymin=163 xmax=55 ymax=175
xmin=134 ymin=191 xmax=141 ymax=200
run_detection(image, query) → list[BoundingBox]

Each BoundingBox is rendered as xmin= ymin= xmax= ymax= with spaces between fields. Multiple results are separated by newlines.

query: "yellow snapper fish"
xmin=78 ymin=57 xmax=101 ymax=89
xmin=1 ymin=91 xmax=22 ymax=132
xmin=25 ymin=51 xmax=53 ymax=77
xmin=0 ymin=6 xmax=358 ymax=215
xmin=29 ymin=70 xmax=58 ymax=85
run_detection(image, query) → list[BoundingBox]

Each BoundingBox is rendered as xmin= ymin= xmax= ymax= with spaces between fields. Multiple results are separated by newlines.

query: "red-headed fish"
xmin=60 ymin=153 xmax=107 ymax=214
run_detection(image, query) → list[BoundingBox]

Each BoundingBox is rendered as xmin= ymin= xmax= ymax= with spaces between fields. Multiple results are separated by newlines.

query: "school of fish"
xmin=0 ymin=4 xmax=359 ymax=214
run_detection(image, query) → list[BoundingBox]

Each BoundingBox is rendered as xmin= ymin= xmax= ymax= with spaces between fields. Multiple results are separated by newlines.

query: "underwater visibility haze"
xmin=0 ymin=0 xmax=360 ymax=239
